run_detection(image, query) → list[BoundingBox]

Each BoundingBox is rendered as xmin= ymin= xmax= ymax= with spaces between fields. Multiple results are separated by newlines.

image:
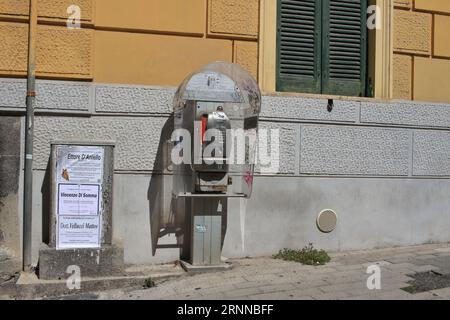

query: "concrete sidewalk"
xmin=91 ymin=243 xmax=450 ymax=300
xmin=4 ymin=243 xmax=450 ymax=300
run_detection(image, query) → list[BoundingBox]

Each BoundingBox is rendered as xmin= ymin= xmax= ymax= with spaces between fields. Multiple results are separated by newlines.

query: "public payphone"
xmin=172 ymin=62 xmax=261 ymax=270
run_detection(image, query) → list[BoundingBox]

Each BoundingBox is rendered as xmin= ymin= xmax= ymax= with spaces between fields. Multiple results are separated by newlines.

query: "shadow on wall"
xmin=147 ymin=114 xmax=230 ymax=261
xmin=0 ymin=116 xmax=22 ymax=256
xmin=41 ymin=159 xmax=51 ymax=245
xmin=147 ymin=114 xmax=187 ymax=258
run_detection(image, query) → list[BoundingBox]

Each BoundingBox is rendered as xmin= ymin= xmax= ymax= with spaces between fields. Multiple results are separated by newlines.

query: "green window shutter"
xmin=276 ymin=0 xmax=322 ymax=93
xmin=321 ymin=0 xmax=368 ymax=96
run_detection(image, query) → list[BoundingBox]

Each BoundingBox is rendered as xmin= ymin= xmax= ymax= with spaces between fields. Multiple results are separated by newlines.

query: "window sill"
xmin=262 ymin=90 xmax=450 ymax=106
xmin=262 ymin=90 xmax=393 ymax=104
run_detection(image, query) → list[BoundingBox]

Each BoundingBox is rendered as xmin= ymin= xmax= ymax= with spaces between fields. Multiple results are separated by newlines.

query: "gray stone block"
xmin=36 ymin=81 xmax=91 ymax=111
xmin=33 ymin=116 xmax=168 ymax=170
xmin=413 ymin=130 xmax=450 ymax=176
xmin=38 ymin=243 xmax=124 ymax=280
xmin=257 ymin=121 xmax=297 ymax=174
xmin=261 ymin=95 xmax=358 ymax=123
xmin=0 ymin=79 xmax=91 ymax=111
xmin=361 ymin=100 xmax=450 ymax=129
xmin=0 ymin=79 xmax=24 ymax=108
xmin=300 ymin=125 xmax=410 ymax=175
xmin=95 ymin=84 xmax=175 ymax=114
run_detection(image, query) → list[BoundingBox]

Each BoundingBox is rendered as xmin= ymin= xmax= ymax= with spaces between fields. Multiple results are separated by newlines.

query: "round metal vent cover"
xmin=316 ymin=209 xmax=337 ymax=233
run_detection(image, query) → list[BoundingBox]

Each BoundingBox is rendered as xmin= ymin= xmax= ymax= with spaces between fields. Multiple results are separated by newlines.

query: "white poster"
xmin=56 ymin=145 xmax=104 ymax=184
xmin=57 ymin=215 xmax=101 ymax=249
xmin=55 ymin=145 xmax=105 ymax=250
xmin=58 ymin=184 xmax=100 ymax=216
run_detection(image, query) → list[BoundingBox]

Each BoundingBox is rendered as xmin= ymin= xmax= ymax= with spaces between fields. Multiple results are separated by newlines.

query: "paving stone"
xmin=323 ymin=274 xmax=368 ymax=286
xmin=288 ymin=296 xmax=314 ymax=300
xmin=381 ymin=275 xmax=415 ymax=285
xmin=318 ymin=281 xmax=368 ymax=294
xmin=430 ymin=286 xmax=450 ymax=298
xmin=197 ymin=293 xmax=226 ymax=300
xmin=233 ymin=280 xmax=272 ymax=290
xmin=408 ymin=291 xmax=441 ymax=300
xmin=346 ymin=293 xmax=381 ymax=300
xmin=334 ymin=264 xmax=366 ymax=272
xmin=258 ymin=283 xmax=297 ymax=294
xmin=305 ymin=267 xmax=339 ymax=274
xmin=290 ymin=280 xmax=330 ymax=289
xmin=342 ymin=287 xmax=383 ymax=297
xmin=243 ymin=274 xmax=279 ymax=282
xmin=385 ymin=257 xmax=411 ymax=264
xmin=223 ymin=287 xmax=263 ymax=298
xmin=311 ymin=291 xmax=352 ymax=300
xmin=323 ymin=269 xmax=365 ymax=279
xmin=248 ymin=292 xmax=295 ymax=300
xmin=194 ymin=284 xmax=239 ymax=296
xmin=377 ymin=289 xmax=415 ymax=300
xmin=363 ymin=260 xmax=392 ymax=267
xmin=280 ymin=288 xmax=324 ymax=298
xmin=407 ymin=265 xmax=441 ymax=273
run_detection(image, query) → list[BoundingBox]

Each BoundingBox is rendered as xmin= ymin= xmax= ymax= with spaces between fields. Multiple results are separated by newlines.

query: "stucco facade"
xmin=1 ymin=1 xmax=450 ymax=264
xmin=0 ymin=0 xmax=259 ymax=84
xmin=393 ymin=0 xmax=450 ymax=102
xmin=1 ymin=0 xmax=449 ymax=103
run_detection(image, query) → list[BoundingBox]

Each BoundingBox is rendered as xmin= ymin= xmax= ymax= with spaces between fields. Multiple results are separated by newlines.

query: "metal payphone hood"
xmin=173 ymin=61 xmax=261 ymax=118
xmin=172 ymin=61 xmax=262 ymax=200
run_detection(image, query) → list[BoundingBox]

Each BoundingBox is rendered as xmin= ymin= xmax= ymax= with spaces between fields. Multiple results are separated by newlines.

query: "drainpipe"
xmin=23 ymin=0 xmax=37 ymax=272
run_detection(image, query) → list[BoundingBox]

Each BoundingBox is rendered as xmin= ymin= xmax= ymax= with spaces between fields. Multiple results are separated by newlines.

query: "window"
xmin=276 ymin=0 xmax=368 ymax=97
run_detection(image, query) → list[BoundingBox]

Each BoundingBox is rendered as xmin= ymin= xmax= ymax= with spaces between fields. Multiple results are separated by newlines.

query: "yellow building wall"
xmin=393 ymin=0 xmax=450 ymax=103
xmin=2 ymin=0 xmax=449 ymax=103
xmin=0 ymin=0 xmax=259 ymax=86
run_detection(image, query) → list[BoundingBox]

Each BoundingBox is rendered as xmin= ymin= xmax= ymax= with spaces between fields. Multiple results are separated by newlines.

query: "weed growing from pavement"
xmin=273 ymin=243 xmax=331 ymax=266
xmin=143 ymin=277 xmax=156 ymax=288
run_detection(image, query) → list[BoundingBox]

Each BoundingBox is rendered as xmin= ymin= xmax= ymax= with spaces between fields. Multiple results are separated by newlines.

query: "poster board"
xmin=54 ymin=145 xmax=104 ymax=249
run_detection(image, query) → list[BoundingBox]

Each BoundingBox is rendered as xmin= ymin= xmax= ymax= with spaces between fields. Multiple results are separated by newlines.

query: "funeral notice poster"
xmin=57 ymin=215 xmax=101 ymax=249
xmin=58 ymin=184 xmax=100 ymax=216
xmin=55 ymin=145 xmax=104 ymax=249
xmin=56 ymin=145 xmax=104 ymax=184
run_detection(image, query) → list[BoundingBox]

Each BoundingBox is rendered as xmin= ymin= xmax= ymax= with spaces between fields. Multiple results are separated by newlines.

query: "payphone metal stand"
xmin=176 ymin=193 xmax=234 ymax=273
xmin=171 ymin=62 xmax=261 ymax=273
